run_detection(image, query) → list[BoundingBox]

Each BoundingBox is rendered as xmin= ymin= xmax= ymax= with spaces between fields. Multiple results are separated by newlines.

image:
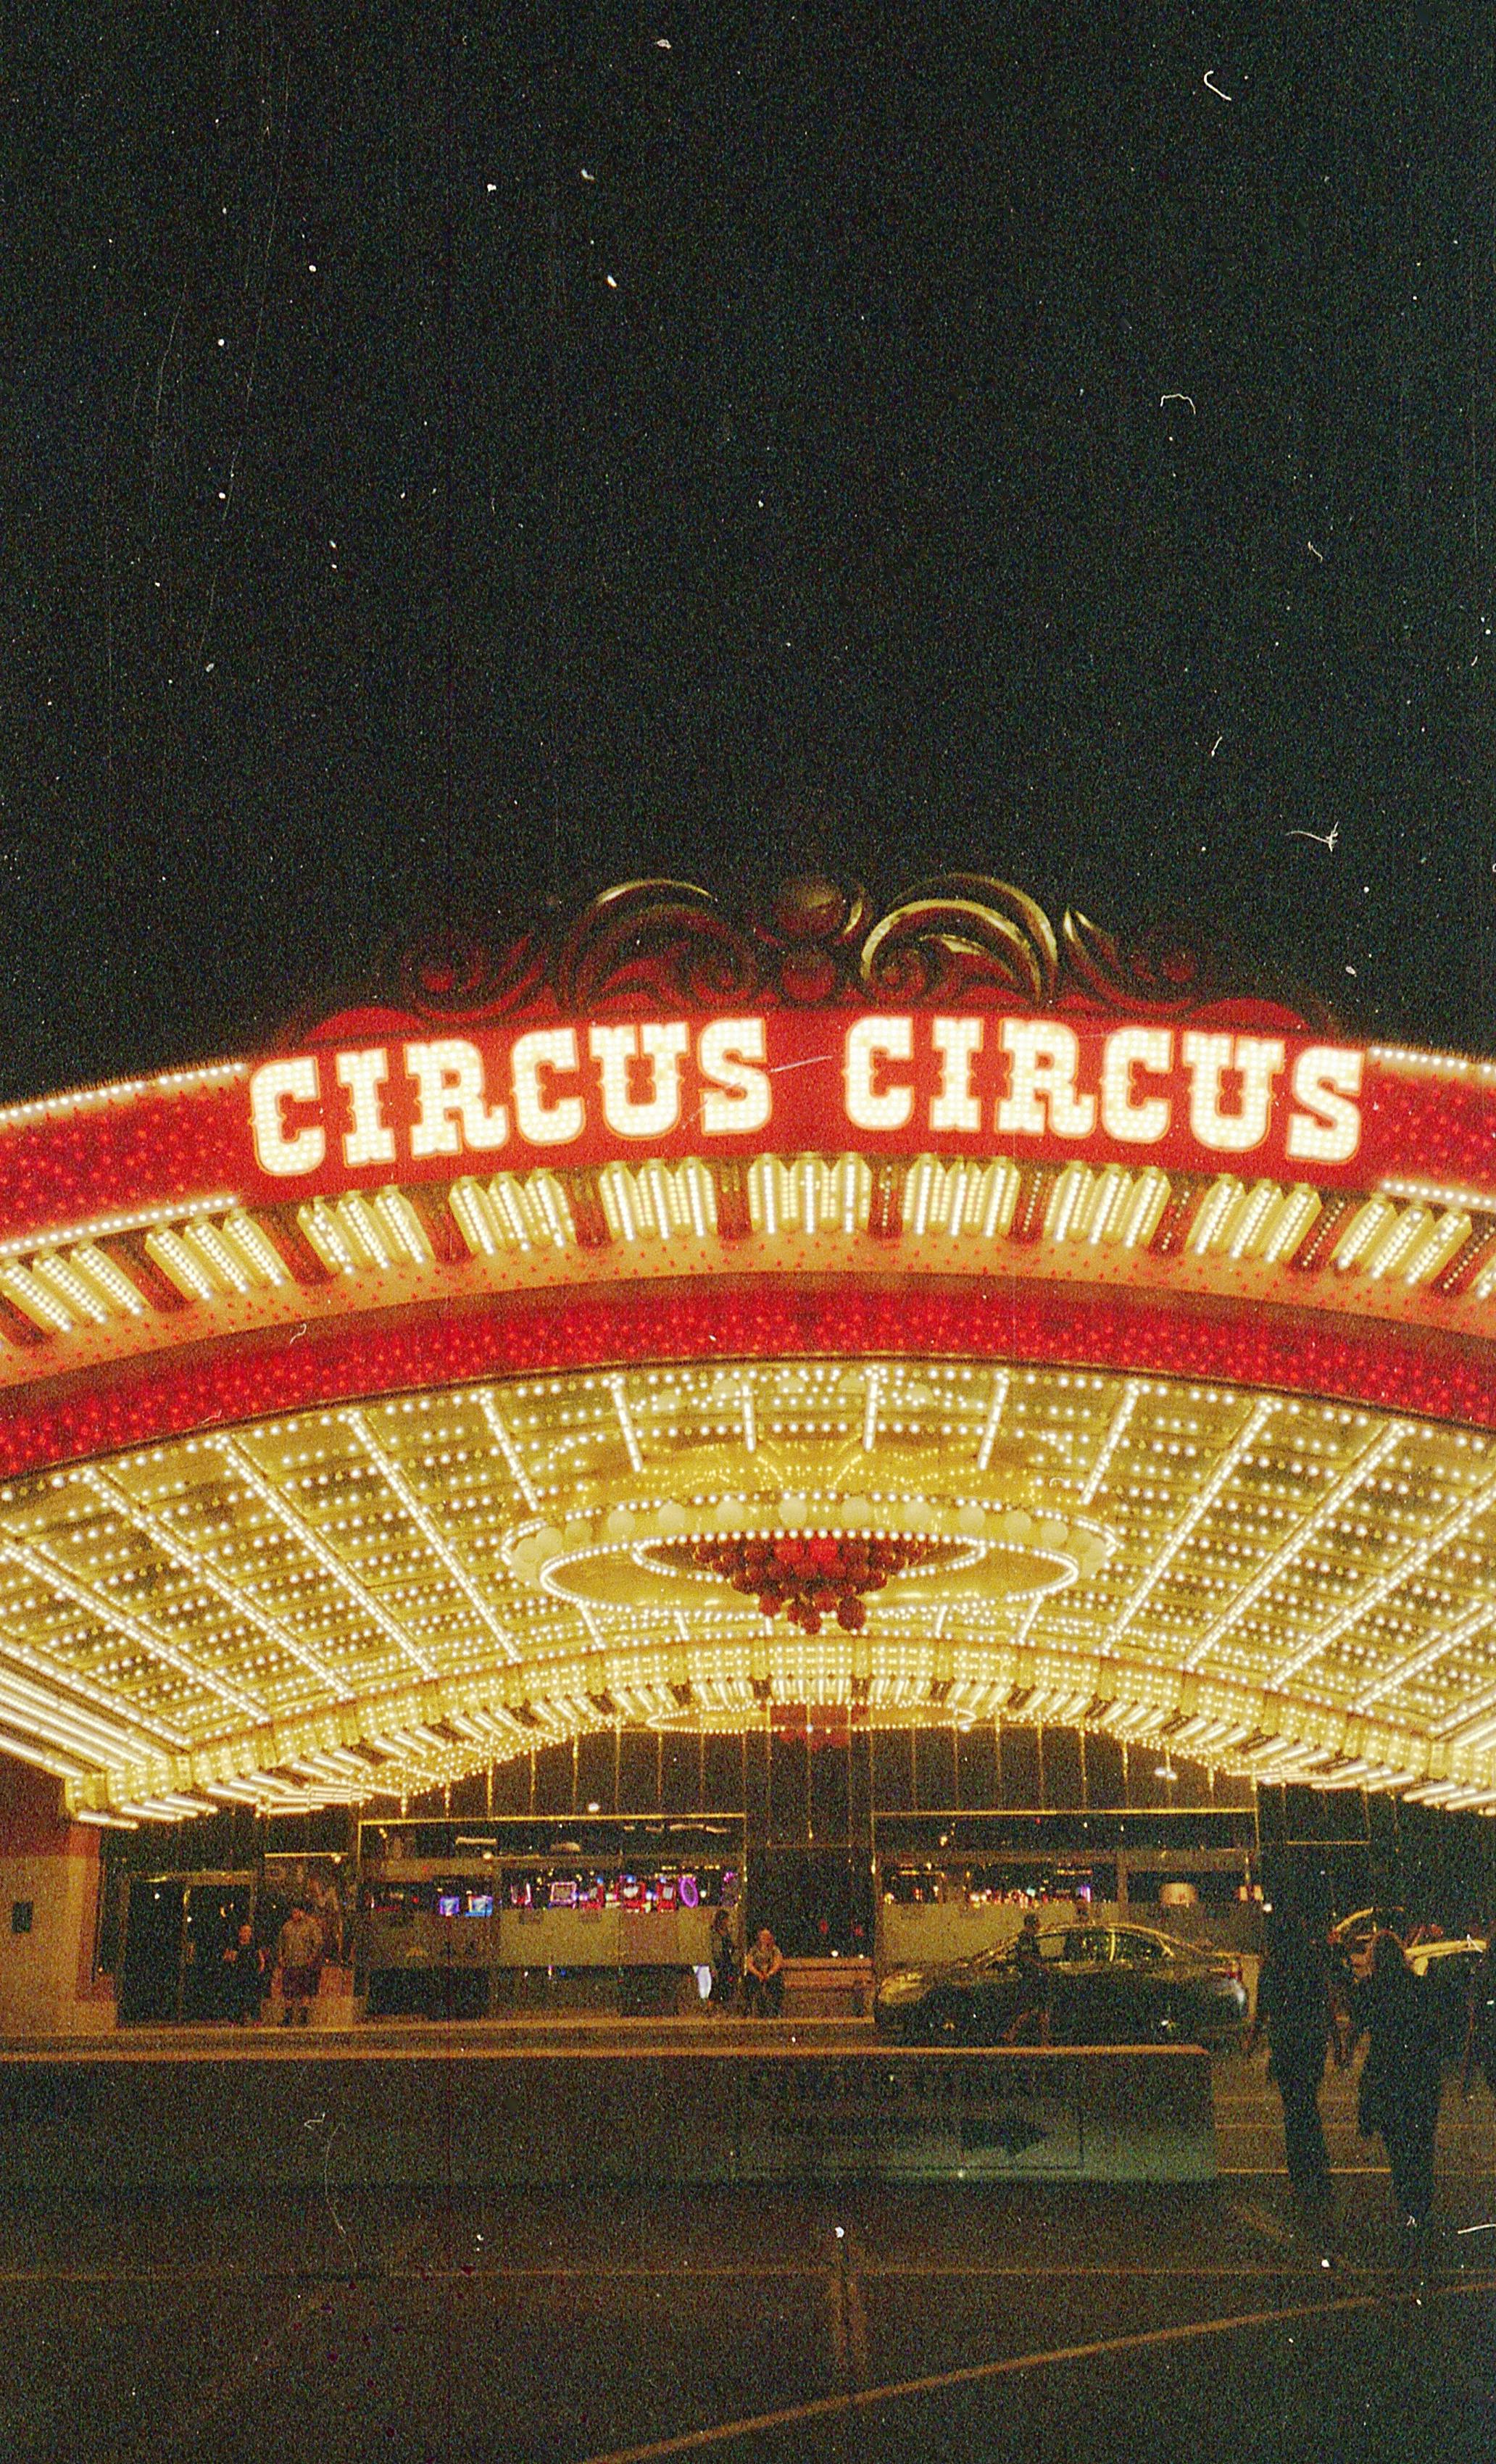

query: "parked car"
xmin=873 ymin=1921 xmax=1248 ymax=2047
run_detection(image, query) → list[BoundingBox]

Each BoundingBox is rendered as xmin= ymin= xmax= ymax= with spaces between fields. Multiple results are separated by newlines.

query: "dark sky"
xmin=1 ymin=4 xmax=1491 ymax=1102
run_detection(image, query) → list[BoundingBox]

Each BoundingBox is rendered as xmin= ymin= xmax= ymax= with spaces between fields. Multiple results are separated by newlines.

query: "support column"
xmin=0 ymin=1755 xmax=114 ymax=2039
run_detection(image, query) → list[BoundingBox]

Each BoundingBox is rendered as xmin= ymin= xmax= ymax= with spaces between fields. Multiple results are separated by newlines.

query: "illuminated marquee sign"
xmin=249 ymin=1014 xmax=1365 ymax=1196
xmin=4 ymin=876 xmax=1495 ymax=1262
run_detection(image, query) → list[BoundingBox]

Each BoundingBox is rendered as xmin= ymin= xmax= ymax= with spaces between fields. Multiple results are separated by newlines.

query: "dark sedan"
xmin=873 ymin=1921 xmax=1249 ymax=2047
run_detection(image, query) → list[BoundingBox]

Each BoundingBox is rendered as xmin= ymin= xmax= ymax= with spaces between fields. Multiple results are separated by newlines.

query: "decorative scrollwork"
xmin=1058 ymin=911 xmax=1228 ymax=1014
xmin=554 ymin=881 xmax=763 ymax=1011
xmin=357 ymin=868 xmax=1320 ymax=1028
xmin=757 ymin=875 xmax=875 ymax=1005
xmin=394 ymin=917 xmax=548 ymax=1018
xmin=860 ymin=875 xmax=1060 ymax=1005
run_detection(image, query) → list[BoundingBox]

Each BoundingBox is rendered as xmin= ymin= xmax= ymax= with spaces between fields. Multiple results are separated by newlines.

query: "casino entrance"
xmin=86 ymin=1713 xmax=1496 ymax=2026
xmin=115 ymin=1872 xmax=257 ymax=2026
xmin=9 ymin=876 xmax=1496 ymax=2036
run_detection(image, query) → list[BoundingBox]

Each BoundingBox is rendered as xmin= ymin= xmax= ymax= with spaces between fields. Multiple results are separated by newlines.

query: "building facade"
xmin=3 ymin=875 xmax=1496 ymax=2026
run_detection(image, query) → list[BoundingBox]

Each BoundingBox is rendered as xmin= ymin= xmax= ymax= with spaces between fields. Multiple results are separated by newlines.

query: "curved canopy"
xmin=2 ymin=1354 xmax=1494 ymax=1821
xmin=1 ymin=877 xmax=1495 ymax=1822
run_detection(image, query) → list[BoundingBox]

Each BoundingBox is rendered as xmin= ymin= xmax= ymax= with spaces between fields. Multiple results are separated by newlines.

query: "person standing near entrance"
xmin=708 ymin=1905 xmax=739 ymax=2013
xmin=223 ymin=1921 xmax=265 ymax=2025
xmin=277 ymin=1900 xmax=324 ymax=2028
xmin=1348 ymin=1929 xmax=1446 ymax=2228
xmin=1244 ymin=1910 xmax=1338 ymax=2208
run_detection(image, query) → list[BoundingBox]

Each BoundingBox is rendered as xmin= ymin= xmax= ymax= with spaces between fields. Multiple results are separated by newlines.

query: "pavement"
xmin=1 ymin=2041 xmax=1494 ymax=2464
xmin=0 ymin=2015 xmax=900 ymax=2062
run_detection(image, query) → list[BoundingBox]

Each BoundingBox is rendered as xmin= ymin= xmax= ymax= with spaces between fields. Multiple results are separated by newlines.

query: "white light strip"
xmin=741 ymin=1375 xmax=757 ymax=1456
xmin=1379 ymin=1176 xmax=1496 ymax=1216
xmin=29 ymin=1254 xmax=110 ymax=1325
xmin=1226 ymin=1181 xmax=1280 ymax=1262
xmin=0 ymin=1610 xmax=187 ymax=1747
xmin=0 ymin=1534 xmax=268 ymax=1722
xmin=1260 ymin=1186 xmax=1321 ymax=1266
xmin=1368 ymin=1046 xmax=1496 ymax=1085
xmin=375 ymin=1187 xmax=433 ymax=1266
xmin=1351 ymin=1592 xmax=1496 ymax=1715
xmin=0 ymin=1730 xmax=93 ymax=1781
xmin=144 ymin=1226 xmax=221 ymax=1302
xmin=0 ymin=1665 xmax=162 ymax=1765
xmin=69 ymin=1244 xmax=149 ymax=1317
xmin=607 ymin=1376 xmax=644 ymax=1474
xmin=182 ymin=1220 xmax=253 ymax=1294
xmin=1010 ymin=1595 xmax=1044 ymax=1653
xmin=1445 ymin=1711 xmax=1496 ymax=1753
xmin=975 ymin=1373 xmax=1010 ymax=1473
xmin=1434 ymin=1671 xmax=1496 ymax=1743
xmin=1108 ymin=1397 xmax=1276 ymax=1646
xmin=0 ymin=1265 xmax=73 ymax=1332
xmin=219 ymin=1213 xmax=291 ymax=1287
xmin=1078 ymin=1381 xmax=1142 ymax=1507
xmin=475 ymin=1390 xmax=541 ymax=1510
xmin=1274 ymin=1461 xmax=1496 ymax=1686
xmin=0 ymin=1676 xmax=134 ymax=1774
xmin=345 ymin=1409 xmax=520 ymax=1665
xmin=0 ymin=1194 xmax=241 ymax=1265
xmin=80 ymin=1467 xmax=349 ymax=1699
xmin=863 ymin=1365 xmax=882 ymax=1454
xmin=214 ymin=1435 xmax=438 ymax=1681
xmin=1181 ymin=1420 xmax=1408 ymax=1673
xmin=0 ymin=1060 xmax=247 ymax=1133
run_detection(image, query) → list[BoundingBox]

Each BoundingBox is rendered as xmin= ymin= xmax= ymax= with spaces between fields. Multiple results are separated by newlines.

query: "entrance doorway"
xmin=747 ymin=1847 xmax=873 ymax=1957
xmin=118 ymin=1873 xmax=256 ymax=2023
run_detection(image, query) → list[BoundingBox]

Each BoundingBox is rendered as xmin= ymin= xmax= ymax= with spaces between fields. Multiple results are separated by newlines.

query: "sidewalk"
xmin=1 ymin=2057 xmax=1494 ymax=2462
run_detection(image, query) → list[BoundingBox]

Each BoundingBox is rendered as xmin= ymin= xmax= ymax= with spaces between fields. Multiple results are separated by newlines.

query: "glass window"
xmin=1114 ymin=1928 xmax=1166 ymax=1964
xmin=1065 ymin=1928 xmax=1112 ymax=1962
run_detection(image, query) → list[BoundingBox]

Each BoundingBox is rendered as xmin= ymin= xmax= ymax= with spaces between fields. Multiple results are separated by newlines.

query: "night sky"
xmin=2 ymin=4 xmax=1490 ymax=1104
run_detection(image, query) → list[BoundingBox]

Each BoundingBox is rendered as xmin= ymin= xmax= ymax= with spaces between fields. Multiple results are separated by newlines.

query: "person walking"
xmin=1348 ymin=1928 xmax=1446 ymax=2228
xmin=1323 ymin=1921 xmax=1355 ymax=2063
xmin=708 ymin=1905 xmax=739 ymax=2013
xmin=1002 ymin=1911 xmax=1052 ymax=2045
xmin=1244 ymin=1911 xmax=1337 ymax=2207
xmin=276 ymin=1899 xmax=324 ymax=2028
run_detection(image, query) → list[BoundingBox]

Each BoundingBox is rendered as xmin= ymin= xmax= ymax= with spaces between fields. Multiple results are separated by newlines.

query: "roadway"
xmin=1 ymin=2044 xmax=1494 ymax=2463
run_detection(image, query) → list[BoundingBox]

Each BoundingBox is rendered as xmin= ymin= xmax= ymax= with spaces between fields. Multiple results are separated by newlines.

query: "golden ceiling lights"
xmin=0 ymin=1357 xmax=1491 ymax=1817
xmin=498 ymin=1431 xmax=1114 ymax=1626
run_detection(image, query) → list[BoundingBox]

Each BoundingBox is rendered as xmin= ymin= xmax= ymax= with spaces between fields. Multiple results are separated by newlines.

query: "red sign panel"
xmin=244 ymin=1011 xmax=1366 ymax=1194
xmin=0 ymin=1007 xmax=1490 ymax=1247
